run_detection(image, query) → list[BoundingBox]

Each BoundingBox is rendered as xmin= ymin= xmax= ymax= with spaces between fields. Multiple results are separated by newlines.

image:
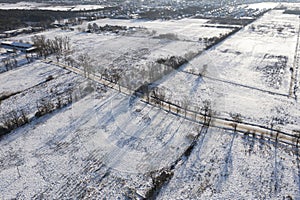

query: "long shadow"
xmin=172 ymin=119 xmax=210 ymax=178
xmin=189 ymin=75 xmax=203 ymax=96
xmin=272 ymin=140 xmax=281 ymax=196
xmin=102 ymin=105 xmax=163 ymax=171
xmin=297 ymin=148 xmax=300 ymax=198
xmin=31 ymin=92 xmax=122 ymax=158
xmin=146 ymin=122 xmax=210 ymax=200
xmin=174 ymin=124 xmax=209 ymax=180
xmin=104 ymin=97 xmax=149 ymax=140
xmin=40 ymin=100 xmax=160 ymax=198
xmin=216 ymin=129 xmax=236 ymax=192
xmin=163 ymin=117 xmax=186 ymax=147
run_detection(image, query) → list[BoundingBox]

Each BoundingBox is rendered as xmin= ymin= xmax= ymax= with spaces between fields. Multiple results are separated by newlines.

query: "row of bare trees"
xmin=35 ymin=93 xmax=73 ymax=117
xmin=1 ymin=56 xmax=17 ymax=71
xmin=0 ymin=92 xmax=73 ymax=137
xmin=1 ymin=51 xmax=37 ymax=72
xmin=143 ymin=88 xmax=300 ymax=148
xmin=68 ymin=52 xmax=300 ymax=149
xmin=77 ymin=53 xmax=95 ymax=78
xmin=143 ymin=86 xmax=214 ymax=126
xmin=32 ymin=35 xmax=72 ymax=62
xmin=1 ymin=109 xmax=28 ymax=131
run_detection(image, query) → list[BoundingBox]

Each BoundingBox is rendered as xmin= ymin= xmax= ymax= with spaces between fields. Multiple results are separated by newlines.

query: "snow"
xmin=8 ymin=18 xmax=236 ymax=93
xmin=154 ymin=9 xmax=300 ymax=132
xmin=0 ymin=67 xmax=85 ymax=121
xmin=187 ymin=10 xmax=298 ymax=95
xmin=0 ymin=61 xmax=66 ymax=96
xmin=0 ymin=2 xmax=104 ymax=11
xmin=157 ymin=127 xmax=299 ymax=199
xmin=239 ymin=2 xmax=280 ymax=10
xmin=0 ymin=6 xmax=300 ymax=200
xmin=0 ymin=90 xmax=199 ymax=198
xmin=1 ymin=86 xmax=299 ymax=198
xmin=11 ymin=18 xmax=235 ymax=43
xmin=85 ymin=18 xmax=236 ymax=41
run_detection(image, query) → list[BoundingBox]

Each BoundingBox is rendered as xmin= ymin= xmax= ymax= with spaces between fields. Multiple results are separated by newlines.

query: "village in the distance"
xmin=1 ymin=0 xmax=300 ymax=199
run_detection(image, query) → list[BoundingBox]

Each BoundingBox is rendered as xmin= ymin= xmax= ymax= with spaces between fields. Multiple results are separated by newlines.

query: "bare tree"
xmin=193 ymin=105 xmax=200 ymax=120
xmin=151 ymin=87 xmax=166 ymax=107
xmin=230 ymin=113 xmax=242 ymax=132
xmin=25 ymin=52 xmax=31 ymax=63
xmin=92 ymin=23 xmax=99 ymax=32
xmin=32 ymin=35 xmax=71 ymax=61
xmin=202 ymin=100 xmax=212 ymax=125
xmin=36 ymin=99 xmax=54 ymax=117
xmin=293 ymin=130 xmax=300 ymax=149
xmin=2 ymin=57 xmax=11 ymax=71
xmin=181 ymin=95 xmax=190 ymax=118
xmin=65 ymin=56 xmax=75 ymax=67
xmin=32 ymin=35 xmax=47 ymax=58
xmin=135 ymin=82 xmax=150 ymax=102
xmin=78 ymin=53 xmax=94 ymax=78
xmin=2 ymin=109 xmax=29 ymax=130
xmin=199 ymin=64 xmax=208 ymax=77
xmin=77 ymin=27 xmax=83 ymax=32
xmin=87 ymin=23 xmax=93 ymax=32
xmin=174 ymin=100 xmax=181 ymax=114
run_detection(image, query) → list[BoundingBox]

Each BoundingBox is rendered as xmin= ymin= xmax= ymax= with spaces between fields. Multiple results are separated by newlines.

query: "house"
xmin=0 ymin=41 xmax=35 ymax=53
xmin=3 ymin=27 xmax=43 ymax=37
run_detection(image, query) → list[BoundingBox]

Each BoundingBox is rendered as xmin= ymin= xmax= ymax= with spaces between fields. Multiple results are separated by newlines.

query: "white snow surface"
xmin=0 ymin=2 xmax=104 ymax=11
xmin=0 ymin=61 xmax=66 ymax=96
xmin=156 ymin=9 xmax=300 ymax=131
xmin=239 ymin=2 xmax=280 ymax=10
xmin=0 ymin=89 xmax=199 ymax=199
xmin=0 ymin=7 xmax=300 ymax=200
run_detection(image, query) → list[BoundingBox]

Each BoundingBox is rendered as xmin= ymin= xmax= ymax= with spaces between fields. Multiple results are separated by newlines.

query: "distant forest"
xmin=0 ymin=10 xmax=81 ymax=32
xmin=0 ymin=0 xmax=51 ymax=3
xmin=0 ymin=0 xmax=98 ymax=3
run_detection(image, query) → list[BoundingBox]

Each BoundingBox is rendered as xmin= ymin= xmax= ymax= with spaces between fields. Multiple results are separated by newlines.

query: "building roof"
xmin=4 ymin=27 xmax=32 ymax=34
xmin=1 ymin=41 xmax=32 ymax=49
xmin=12 ymin=42 xmax=32 ymax=49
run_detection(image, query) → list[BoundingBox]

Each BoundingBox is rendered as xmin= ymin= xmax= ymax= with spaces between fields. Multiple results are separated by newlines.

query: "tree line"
xmin=32 ymin=35 xmax=72 ymax=62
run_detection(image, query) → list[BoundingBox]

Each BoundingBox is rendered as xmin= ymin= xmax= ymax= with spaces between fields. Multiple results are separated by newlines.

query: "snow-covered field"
xmin=158 ymin=126 xmax=300 ymax=199
xmin=7 ymin=18 xmax=235 ymax=90
xmin=238 ymin=2 xmax=300 ymax=10
xmin=1 ymin=7 xmax=300 ymax=200
xmin=156 ymin=9 xmax=300 ymax=132
xmin=1 ymin=82 xmax=299 ymax=199
xmin=0 ymin=89 xmax=200 ymax=199
xmin=12 ymin=18 xmax=235 ymax=43
xmin=0 ymin=61 xmax=66 ymax=96
xmin=0 ymin=2 xmax=104 ymax=11
xmin=238 ymin=2 xmax=280 ymax=10
xmin=184 ymin=10 xmax=298 ymax=94
xmin=1 ymin=88 xmax=299 ymax=198
xmin=86 ymin=18 xmax=238 ymax=41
